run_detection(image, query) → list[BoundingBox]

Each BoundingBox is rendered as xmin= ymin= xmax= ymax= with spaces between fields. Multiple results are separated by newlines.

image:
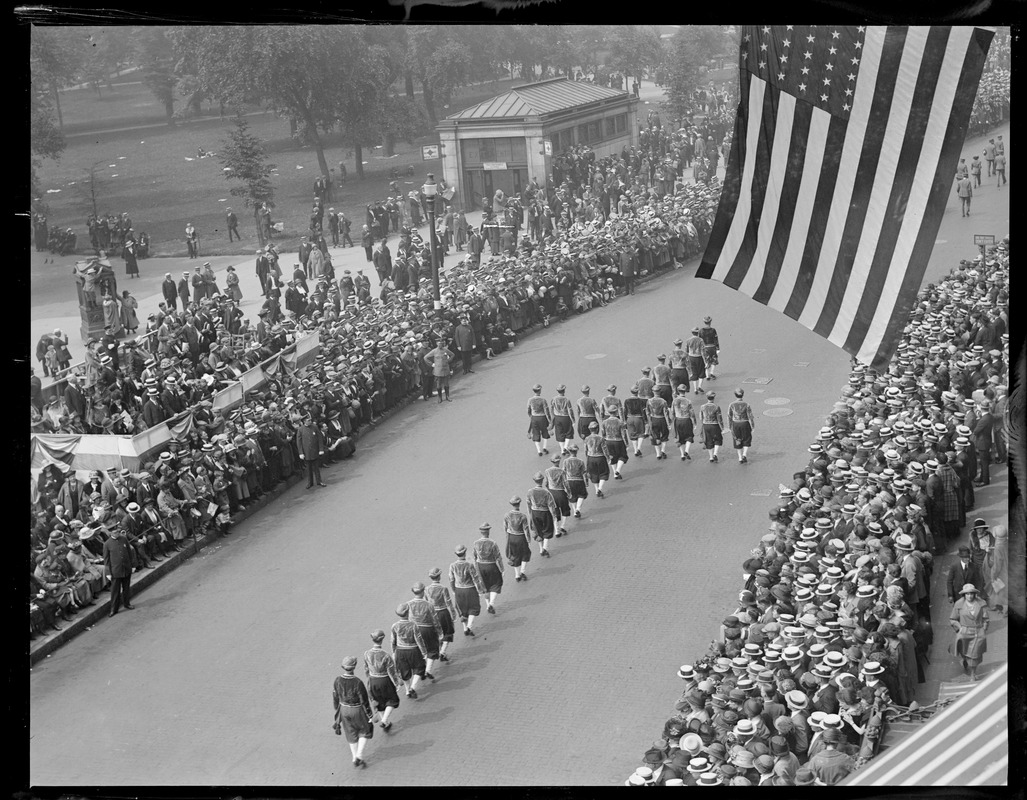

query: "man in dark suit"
xmin=972 ymin=401 xmax=995 ymax=486
xmin=226 ymin=207 xmax=240 ymax=242
xmin=177 ymin=272 xmax=191 ymax=309
xmin=162 ymin=272 xmax=179 ymax=311
xmin=295 ymin=415 xmax=326 ymax=488
xmin=103 ymin=527 xmax=135 ymax=615
xmin=63 ymin=376 xmax=87 ymax=420
xmin=141 ymin=388 xmax=166 ymax=429
xmin=946 ymin=545 xmax=987 ymax=603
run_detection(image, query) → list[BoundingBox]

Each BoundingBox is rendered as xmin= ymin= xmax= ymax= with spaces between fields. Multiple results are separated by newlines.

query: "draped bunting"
xmin=30 ymin=435 xmax=80 ymax=471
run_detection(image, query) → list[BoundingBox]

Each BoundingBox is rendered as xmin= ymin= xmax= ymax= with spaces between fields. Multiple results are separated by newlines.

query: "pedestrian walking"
xmin=362 ymin=630 xmax=401 ymax=732
xmin=407 ymin=582 xmax=444 ymax=681
xmin=561 ymin=444 xmax=588 ymax=518
xmin=600 ymin=405 xmax=630 ymax=481
xmin=332 ymin=655 xmax=374 ymax=768
xmin=994 ymin=150 xmax=1007 ymax=187
xmin=646 ymin=391 xmax=672 ymax=458
xmin=449 ymin=545 xmax=486 ymax=635
xmin=984 ymin=138 xmax=996 ymax=176
xmin=583 ymin=421 xmax=612 ymax=498
xmin=727 ymin=388 xmax=755 ymax=463
xmin=950 ymin=583 xmax=989 ymax=681
xmin=699 ymin=391 xmax=726 ymax=463
xmin=526 ymin=472 xmax=558 ymax=557
xmin=185 ymin=222 xmax=199 ymax=258
xmin=576 ymin=385 xmax=600 ymax=439
xmin=685 ymin=328 xmax=707 ymax=394
xmin=956 ymin=173 xmax=973 ymax=216
xmin=503 ymin=496 xmax=533 ymax=581
xmin=472 ymin=523 xmax=504 ymax=614
xmin=970 ymin=155 xmax=982 ymax=187
xmin=102 ymin=527 xmax=135 ymax=616
xmin=624 ymin=385 xmax=649 ymax=457
xmin=527 ymin=383 xmax=553 ymax=456
xmin=698 ymin=316 xmax=720 ymax=380
xmin=390 ymin=603 xmax=428 ymax=698
xmin=672 ymin=385 xmax=697 ymax=461
xmin=424 ymin=568 xmax=458 ymax=661
xmin=551 ymin=384 xmax=576 ymax=454
xmin=544 ymin=455 xmax=572 ymax=536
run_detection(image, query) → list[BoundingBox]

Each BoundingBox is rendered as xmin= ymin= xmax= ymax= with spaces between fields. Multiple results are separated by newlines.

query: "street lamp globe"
xmin=422 ymin=173 xmax=438 ymax=198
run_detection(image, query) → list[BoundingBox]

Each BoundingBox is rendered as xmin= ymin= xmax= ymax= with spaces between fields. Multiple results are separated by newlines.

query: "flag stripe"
xmin=751 ymin=99 xmax=815 ymax=304
xmin=811 ymin=26 xmax=908 ymax=337
xmin=786 ymin=26 xmax=889 ymax=322
xmin=779 ymin=113 xmax=846 ymax=319
xmin=840 ymin=26 xmax=951 ymax=353
xmin=710 ymin=76 xmax=768 ymax=282
xmin=865 ymin=26 xmax=993 ymax=368
xmin=725 ymin=87 xmax=792 ymax=290
xmin=697 ymin=75 xmax=752 ymax=278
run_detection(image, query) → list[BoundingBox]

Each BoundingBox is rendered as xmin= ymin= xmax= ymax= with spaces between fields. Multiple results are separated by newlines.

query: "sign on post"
xmin=543 ymin=140 xmax=553 ymax=156
xmin=421 ymin=144 xmax=440 ymax=161
xmin=974 ymin=234 xmax=996 ymax=246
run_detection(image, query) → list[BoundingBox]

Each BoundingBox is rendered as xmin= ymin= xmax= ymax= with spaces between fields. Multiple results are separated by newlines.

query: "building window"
xmin=615 ymin=113 xmax=627 ymax=134
xmin=577 ymin=124 xmax=589 ymax=145
xmin=588 ymin=121 xmax=602 ymax=142
xmin=495 ymin=137 xmax=513 ymax=163
xmin=462 ymin=140 xmax=481 ymax=166
xmin=479 ymin=138 xmax=497 ymax=162
xmin=511 ymin=137 xmax=527 ymax=162
xmin=605 ymin=117 xmax=616 ymax=138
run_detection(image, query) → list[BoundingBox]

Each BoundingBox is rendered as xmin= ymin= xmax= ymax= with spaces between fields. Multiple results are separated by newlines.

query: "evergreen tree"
xmin=217 ymin=115 xmax=276 ymax=229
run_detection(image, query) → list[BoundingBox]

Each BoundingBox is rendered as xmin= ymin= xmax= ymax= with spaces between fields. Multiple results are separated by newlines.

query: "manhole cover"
xmin=764 ymin=397 xmax=791 ymax=406
xmin=763 ymin=408 xmax=794 ymax=417
xmin=743 ymin=377 xmax=774 ymax=385
xmin=584 ymin=353 xmax=607 ymax=360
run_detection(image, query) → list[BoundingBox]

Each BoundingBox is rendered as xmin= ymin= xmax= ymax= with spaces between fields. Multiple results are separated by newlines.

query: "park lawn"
xmin=37 ymin=77 xmax=525 ymax=257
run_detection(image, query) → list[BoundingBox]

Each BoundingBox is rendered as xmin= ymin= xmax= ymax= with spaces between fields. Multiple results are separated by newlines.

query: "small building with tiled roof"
xmin=436 ymin=78 xmax=639 ymax=211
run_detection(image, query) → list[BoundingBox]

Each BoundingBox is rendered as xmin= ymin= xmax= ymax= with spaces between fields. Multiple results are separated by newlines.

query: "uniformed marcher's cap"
xmin=692 ymin=327 xmax=699 ymax=334
xmin=370 ymin=629 xmax=385 ymax=642
xmin=396 ymin=603 xmax=410 ymax=616
xmin=657 ymin=353 xmax=666 ymax=360
xmin=706 ymin=392 xmax=716 ymax=399
xmin=509 ymin=496 xmax=521 ymax=505
xmin=341 ymin=656 xmax=358 ymax=671
xmin=428 ymin=567 xmax=442 ymax=579
xmin=454 ymin=545 xmax=467 ymax=556
xmin=607 ymin=384 xmax=617 ymax=391
xmin=734 ymin=388 xmax=744 ymax=397
xmin=589 ymin=421 xmax=599 ymax=430
xmin=674 ymin=339 xmax=683 ymax=345
xmin=411 ymin=581 xmax=426 ymax=594
xmin=550 ymin=454 xmax=562 ymax=464
xmin=479 ymin=523 xmax=492 ymax=532
xmin=677 ymin=384 xmax=688 ymax=392
xmin=704 ymin=316 xmax=712 ymax=323
xmin=630 ymin=384 xmax=640 ymax=394
xmin=532 ymin=471 xmax=544 ymax=482
xmin=532 ymin=383 xmax=542 ymax=391
xmin=580 ymin=384 xmax=590 ymax=393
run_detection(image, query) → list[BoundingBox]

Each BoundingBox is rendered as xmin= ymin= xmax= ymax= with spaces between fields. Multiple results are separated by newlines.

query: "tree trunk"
xmin=353 ymin=143 xmax=364 ymax=180
xmin=422 ymin=82 xmax=437 ymax=126
xmin=51 ymin=83 xmax=63 ymax=131
xmin=405 ymin=71 xmax=415 ymax=100
xmin=297 ymin=105 xmax=331 ymax=187
xmin=164 ymin=95 xmax=175 ymax=126
xmin=385 ymin=132 xmax=396 ymax=157
xmin=289 ymin=117 xmax=298 ymax=137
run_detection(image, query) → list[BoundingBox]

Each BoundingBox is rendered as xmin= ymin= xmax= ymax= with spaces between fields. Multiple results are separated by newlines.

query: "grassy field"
xmin=36 ymin=77 xmax=525 ymax=257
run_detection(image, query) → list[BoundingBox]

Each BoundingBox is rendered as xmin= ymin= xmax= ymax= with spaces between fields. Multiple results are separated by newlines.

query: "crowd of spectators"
xmin=29 ymin=172 xmax=725 ymax=638
xmin=968 ymin=29 xmax=1010 ymax=137
xmin=626 ymin=238 xmax=1010 ymax=786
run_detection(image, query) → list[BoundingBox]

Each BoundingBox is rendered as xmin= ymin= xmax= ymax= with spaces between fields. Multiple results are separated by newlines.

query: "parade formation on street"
xmin=27 ymin=20 xmax=1013 ymax=789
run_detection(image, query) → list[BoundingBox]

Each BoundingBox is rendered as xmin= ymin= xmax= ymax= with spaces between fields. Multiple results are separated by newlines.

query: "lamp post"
xmin=422 ymin=173 xmax=441 ymax=315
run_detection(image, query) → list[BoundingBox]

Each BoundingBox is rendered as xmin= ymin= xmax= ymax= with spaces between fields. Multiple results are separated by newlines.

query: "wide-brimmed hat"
xmin=959 ymin=583 xmax=981 ymax=595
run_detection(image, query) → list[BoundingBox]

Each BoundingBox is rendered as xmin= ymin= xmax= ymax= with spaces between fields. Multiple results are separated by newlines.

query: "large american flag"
xmin=698 ymin=26 xmax=993 ymax=370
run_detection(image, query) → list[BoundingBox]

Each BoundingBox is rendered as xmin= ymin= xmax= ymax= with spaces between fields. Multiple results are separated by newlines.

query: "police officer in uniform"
xmin=584 ymin=420 xmax=613 ymax=497
xmin=624 ymin=384 xmax=649 ymax=457
xmin=550 ymin=384 xmax=576 ymax=455
xmin=699 ymin=316 xmax=720 ymax=380
xmin=449 ymin=545 xmax=486 ymax=635
xmin=332 ymin=655 xmax=374 ymax=768
xmin=576 ymin=384 xmax=600 ymax=438
xmin=472 ymin=523 xmax=505 ymax=614
xmin=424 ymin=567 xmax=458 ymax=661
xmin=363 ymin=629 xmax=401 ymax=732
xmin=647 ymin=389 xmax=673 ymax=459
xmin=545 ymin=454 xmax=572 ymax=535
xmin=527 ymin=383 xmax=553 ymax=456
xmin=407 ymin=582 xmax=444 ymax=681
xmin=672 ymin=384 xmax=697 ymax=461
xmin=700 ymin=391 xmax=726 ymax=463
xmin=561 ymin=444 xmax=588 ymax=518
xmin=728 ymin=388 xmax=756 ymax=463
xmin=686 ymin=328 xmax=707 ymax=394
xmin=503 ymin=496 xmax=532 ymax=581
xmin=390 ymin=603 xmax=428 ymax=699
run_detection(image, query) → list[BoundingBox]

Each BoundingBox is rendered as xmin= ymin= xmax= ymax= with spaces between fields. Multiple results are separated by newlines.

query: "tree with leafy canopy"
xmin=405 ymin=27 xmax=472 ymax=125
xmin=136 ymin=26 xmax=178 ymax=125
xmin=607 ymin=25 xmax=664 ymax=88
xmin=30 ymin=26 xmax=81 ymax=131
xmin=663 ymin=26 xmax=732 ymax=121
xmin=217 ymin=114 xmax=277 ymax=233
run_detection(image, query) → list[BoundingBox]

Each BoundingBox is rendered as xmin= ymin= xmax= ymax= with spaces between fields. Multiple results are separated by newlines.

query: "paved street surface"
xmin=29 ymin=123 xmax=1009 ymax=785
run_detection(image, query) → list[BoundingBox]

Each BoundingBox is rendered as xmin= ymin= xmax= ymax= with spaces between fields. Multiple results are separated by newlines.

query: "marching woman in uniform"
xmin=424 ymin=568 xmax=458 ymax=660
xmin=576 ymin=385 xmax=600 ymax=438
xmin=363 ymin=630 xmax=401 ymax=732
xmin=545 ymin=455 xmax=572 ymax=536
xmin=727 ymin=388 xmax=756 ymax=463
xmin=449 ymin=546 xmax=487 ymax=635
xmin=332 ymin=655 xmax=374 ymax=768
xmin=550 ymin=384 xmax=576 ymax=455
xmin=699 ymin=391 xmax=726 ymax=463
xmin=503 ymin=497 xmax=533 ymax=582
xmin=624 ymin=385 xmax=649 ymax=457
xmin=472 ymin=524 xmax=505 ymax=614
xmin=672 ymin=385 xmax=697 ymax=461
xmin=561 ymin=445 xmax=589 ymax=518
xmin=527 ymin=383 xmax=553 ymax=456
xmin=583 ymin=421 xmax=612 ymax=498
xmin=646 ymin=391 xmax=672 ymax=459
